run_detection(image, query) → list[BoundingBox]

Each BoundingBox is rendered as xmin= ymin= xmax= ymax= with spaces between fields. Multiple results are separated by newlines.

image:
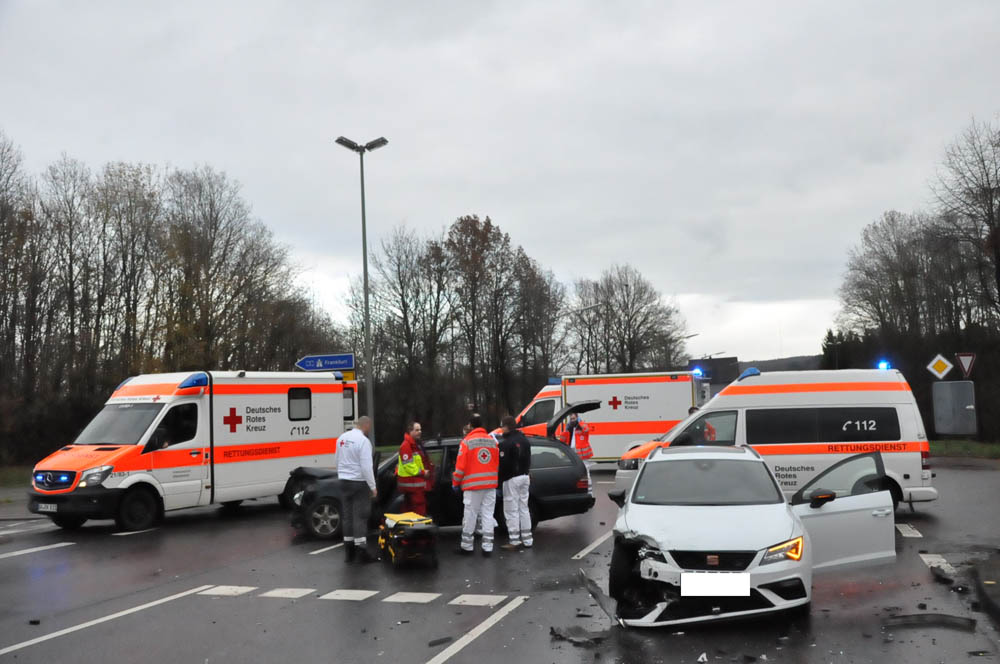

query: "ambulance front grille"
xmin=35 ymin=471 xmax=76 ymax=490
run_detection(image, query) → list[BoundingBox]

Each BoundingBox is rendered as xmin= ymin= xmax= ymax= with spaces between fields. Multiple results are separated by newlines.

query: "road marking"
xmin=0 ymin=542 xmax=75 ymax=560
xmin=596 ymin=481 xmax=616 ymax=484
xmin=111 ymin=528 xmax=158 ymax=537
xmin=919 ymin=553 xmax=957 ymax=575
xmin=198 ymin=585 xmax=257 ymax=596
xmin=449 ymin=594 xmax=508 ymax=607
xmin=0 ymin=523 xmax=59 ymax=536
xmin=425 ymin=596 xmax=529 ymax=664
xmin=259 ymin=588 xmax=315 ymax=599
xmin=0 ymin=584 xmax=213 ymax=657
xmin=571 ymin=531 xmax=613 ymax=560
xmin=383 ymin=591 xmax=441 ymax=604
xmin=895 ymin=523 xmax=922 ymax=538
xmin=320 ymin=589 xmax=380 ymax=601
xmin=308 ymin=543 xmax=344 ymax=555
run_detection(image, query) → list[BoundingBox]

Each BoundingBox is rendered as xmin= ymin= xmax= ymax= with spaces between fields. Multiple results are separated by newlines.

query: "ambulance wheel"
xmin=220 ymin=500 xmax=243 ymax=513
xmin=51 ymin=515 xmax=86 ymax=530
xmin=305 ymin=498 xmax=342 ymax=539
xmin=116 ymin=486 xmax=159 ymax=531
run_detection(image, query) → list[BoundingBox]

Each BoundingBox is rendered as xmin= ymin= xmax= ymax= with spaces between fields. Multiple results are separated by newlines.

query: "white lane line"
xmin=449 ymin=594 xmax=508 ymax=607
xmin=595 ymin=481 xmax=616 ymax=485
xmin=197 ymin=585 xmax=257 ymax=596
xmin=259 ymin=588 xmax=315 ymax=599
xmin=895 ymin=523 xmax=922 ymax=538
xmin=111 ymin=528 xmax=158 ymax=537
xmin=308 ymin=543 xmax=344 ymax=555
xmin=320 ymin=589 xmax=379 ymax=601
xmin=1 ymin=521 xmax=26 ymax=528
xmin=0 ymin=584 xmax=213 ymax=657
xmin=571 ymin=531 xmax=613 ymax=560
xmin=425 ymin=596 xmax=529 ymax=664
xmin=919 ymin=553 xmax=957 ymax=575
xmin=0 ymin=542 xmax=75 ymax=560
xmin=383 ymin=592 xmax=441 ymax=604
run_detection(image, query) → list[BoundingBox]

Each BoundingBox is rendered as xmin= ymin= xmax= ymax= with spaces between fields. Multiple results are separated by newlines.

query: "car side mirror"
xmin=808 ymin=488 xmax=836 ymax=509
xmin=608 ymin=489 xmax=626 ymax=508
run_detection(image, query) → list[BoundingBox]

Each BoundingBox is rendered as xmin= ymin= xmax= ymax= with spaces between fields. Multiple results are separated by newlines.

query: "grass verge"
xmin=930 ymin=439 xmax=1000 ymax=459
xmin=0 ymin=465 xmax=31 ymax=489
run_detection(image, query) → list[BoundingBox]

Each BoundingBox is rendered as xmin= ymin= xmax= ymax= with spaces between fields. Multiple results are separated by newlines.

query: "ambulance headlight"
xmin=77 ymin=465 xmax=114 ymax=488
xmin=618 ymin=458 xmax=640 ymax=471
xmin=761 ymin=536 xmax=804 ymax=565
xmin=293 ymin=491 xmax=305 ymax=506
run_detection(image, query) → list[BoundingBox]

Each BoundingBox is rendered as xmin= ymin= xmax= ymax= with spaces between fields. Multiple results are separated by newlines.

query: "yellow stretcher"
xmin=377 ymin=512 xmax=439 ymax=568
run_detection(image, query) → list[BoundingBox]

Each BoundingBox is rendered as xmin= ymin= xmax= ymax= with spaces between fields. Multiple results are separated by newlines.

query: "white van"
xmin=614 ymin=368 xmax=937 ymax=510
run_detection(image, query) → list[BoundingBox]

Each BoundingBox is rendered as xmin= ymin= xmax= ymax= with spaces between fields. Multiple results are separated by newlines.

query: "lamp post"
xmin=335 ymin=135 xmax=388 ymax=441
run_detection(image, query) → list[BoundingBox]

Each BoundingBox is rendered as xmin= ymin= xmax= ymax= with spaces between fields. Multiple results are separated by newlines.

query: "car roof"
xmin=647 ymin=445 xmax=762 ymax=462
xmin=421 ymin=435 xmax=554 ymax=449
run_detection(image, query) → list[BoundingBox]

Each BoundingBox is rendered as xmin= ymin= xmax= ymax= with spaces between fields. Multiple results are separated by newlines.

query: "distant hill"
xmin=739 ymin=355 xmax=822 ymax=372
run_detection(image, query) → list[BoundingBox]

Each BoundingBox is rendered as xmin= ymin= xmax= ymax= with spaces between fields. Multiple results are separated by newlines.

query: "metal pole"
xmin=359 ymin=150 xmax=375 ymax=442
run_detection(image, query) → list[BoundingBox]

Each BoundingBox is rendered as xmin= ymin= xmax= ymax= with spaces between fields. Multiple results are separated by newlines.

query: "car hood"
xmin=616 ymin=502 xmax=796 ymax=551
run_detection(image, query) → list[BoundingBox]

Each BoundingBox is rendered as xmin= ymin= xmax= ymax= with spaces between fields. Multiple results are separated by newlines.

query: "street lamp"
xmin=335 ymin=135 xmax=388 ymax=441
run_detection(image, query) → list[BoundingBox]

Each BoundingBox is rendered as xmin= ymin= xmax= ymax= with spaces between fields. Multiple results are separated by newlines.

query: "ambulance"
xmin=614 ymin=368 xmax=938 ymax=510
xmin=513 ymin=372 xmax=707 ymax=461
xmin=27 ymin=371 xmax=357 ymax=531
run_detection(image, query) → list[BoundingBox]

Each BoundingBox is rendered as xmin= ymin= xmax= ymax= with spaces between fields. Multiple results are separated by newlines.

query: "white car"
xmin=606 ymin=445 xmax=896 ymax=627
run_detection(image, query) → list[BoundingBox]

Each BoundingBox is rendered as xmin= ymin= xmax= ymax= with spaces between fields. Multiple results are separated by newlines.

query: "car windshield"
xmin=73 ymin=403 xmax=164 ymax=445
xmin=632 ymin=459 xmax=783 ymax=506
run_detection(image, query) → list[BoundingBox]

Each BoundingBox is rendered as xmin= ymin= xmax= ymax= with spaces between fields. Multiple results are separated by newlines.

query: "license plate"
xmin=680 ymin=572 xmax=750 ymax=597
xmin=36 ymin=503 xmax=57 ymax=513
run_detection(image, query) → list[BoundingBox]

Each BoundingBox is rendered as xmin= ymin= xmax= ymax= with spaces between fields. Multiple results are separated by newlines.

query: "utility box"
xmin=932 ymin=381 xmax=977 ymax=436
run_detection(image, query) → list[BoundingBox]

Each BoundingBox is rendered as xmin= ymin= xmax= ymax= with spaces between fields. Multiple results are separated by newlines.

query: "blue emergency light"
xmin=877 ymin=360 xmax=891 ymax=370
xmin=35 ymin=473 xmax=44 ymax=482
xmin=177 ymin=372 xmax=209 ymax=389
xmin=692 ymin=366 xmax=704 ymax=377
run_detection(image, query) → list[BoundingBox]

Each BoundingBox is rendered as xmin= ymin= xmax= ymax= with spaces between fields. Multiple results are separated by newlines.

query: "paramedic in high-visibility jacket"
xmin=560 ymin=412 xmax=594 ymax=462
xmin=396 ymin=421 xmax=431 ymax=516
xmin=452 ymin=413 xmax=499 ymax=556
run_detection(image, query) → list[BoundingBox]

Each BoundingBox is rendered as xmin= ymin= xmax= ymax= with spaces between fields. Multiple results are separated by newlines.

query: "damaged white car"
xmin=603 ymin=446 xmax=896 ymax=627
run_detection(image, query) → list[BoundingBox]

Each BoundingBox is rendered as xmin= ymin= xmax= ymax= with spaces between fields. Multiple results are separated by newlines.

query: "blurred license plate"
xmin=36 ymin=503 xmax=57 ymax=513
xmin=681 ymin=572 xmax=750 ymax=597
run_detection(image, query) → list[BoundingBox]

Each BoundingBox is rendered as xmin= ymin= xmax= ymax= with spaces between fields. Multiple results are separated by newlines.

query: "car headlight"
xmin=293 ymin=491 xmax=305 ymax=506
xmin=77 ymin=465 xmax=114 ymax=488
xmin=618 ymin=458 xmax=640 ymax=471
xmin=761 ymin=536 xmax=804 ymax=564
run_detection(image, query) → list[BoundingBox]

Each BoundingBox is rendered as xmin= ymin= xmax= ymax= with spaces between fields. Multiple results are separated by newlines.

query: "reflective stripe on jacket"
xmin=561 ymin=421 xmax=594 ymax=460
xmin=453 ymin=427 xmax=499 ymax=491
xmin=397 ymin=433 xmax=427 ymax=491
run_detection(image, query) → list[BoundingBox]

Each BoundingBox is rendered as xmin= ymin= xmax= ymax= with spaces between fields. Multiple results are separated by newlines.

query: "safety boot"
xmin=344 ymin=541 xmax=356 ymax=563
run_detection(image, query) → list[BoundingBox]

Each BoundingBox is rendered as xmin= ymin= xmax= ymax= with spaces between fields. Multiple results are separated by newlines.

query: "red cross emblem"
xmin=223 ymin=407 xmax=242 ymax=433
xmin=152 ymin=395 xmax=161 ymax=403
xmin=608 ymin=396 xmax=622 ymax=410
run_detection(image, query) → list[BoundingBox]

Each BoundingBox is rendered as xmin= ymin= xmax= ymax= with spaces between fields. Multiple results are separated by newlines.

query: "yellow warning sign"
xmin=341 ymin=370 xmax=355 ymax=381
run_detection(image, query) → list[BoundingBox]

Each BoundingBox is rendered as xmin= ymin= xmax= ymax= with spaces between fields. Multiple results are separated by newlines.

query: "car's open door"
xmin=546 ymin=400 xmax=602 ymax=439
xmin=790 ymin=452 xmax=896 ymax=572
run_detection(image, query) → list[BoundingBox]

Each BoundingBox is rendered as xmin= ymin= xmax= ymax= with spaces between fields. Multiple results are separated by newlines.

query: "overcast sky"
xmin=2 ymin=1 xmax=998 ymax=361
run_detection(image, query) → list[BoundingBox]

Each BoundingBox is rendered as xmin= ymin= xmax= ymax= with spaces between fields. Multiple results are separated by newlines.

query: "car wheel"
xmin=116 ymin=487 xmax=159 ymax=531
xmin=51 ymin=515 xmax=87 ymax=530
xmin=609 ymin=540 xmax=634 ymax=600
xmin=305 ymin=498 xmax=342 ymax=539
xmin=529 ymin=499 xmax=540 ymax=530
xmin=220 ymin=500 xmax=243 ymax=513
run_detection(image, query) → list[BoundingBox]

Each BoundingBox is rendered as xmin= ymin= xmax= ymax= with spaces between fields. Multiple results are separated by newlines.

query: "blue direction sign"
xmin=295 ymin=353 xmax=355 ymax=372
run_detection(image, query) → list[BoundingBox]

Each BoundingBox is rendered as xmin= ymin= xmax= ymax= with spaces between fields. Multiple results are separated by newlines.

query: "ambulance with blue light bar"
xmin=27 ymin=371 xmax=357 ymax=531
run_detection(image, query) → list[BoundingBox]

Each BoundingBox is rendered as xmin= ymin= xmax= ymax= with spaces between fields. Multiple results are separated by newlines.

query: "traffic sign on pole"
xmin=295 ymin=353 xmax=355 ymax=372
xmin=956 ymin=353 xmax=976 ymax=378
xmin=926 ymin=354 xmax=953 ymax=380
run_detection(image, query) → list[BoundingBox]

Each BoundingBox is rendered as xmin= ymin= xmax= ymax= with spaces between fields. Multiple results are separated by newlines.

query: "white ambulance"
xmin=614 ymin=368 xmax=938 ymax=510
xmin=27 ymin=371 xmax=357 ymax=531
xmin=513 ymin=372 xmax=707 ymax=461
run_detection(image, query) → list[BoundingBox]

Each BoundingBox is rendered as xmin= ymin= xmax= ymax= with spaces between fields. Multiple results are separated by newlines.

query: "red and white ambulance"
xmin=27 ymin=371 xmax=357 ymax=531
xmin=513 ymin=372 xmax=707 ymax=462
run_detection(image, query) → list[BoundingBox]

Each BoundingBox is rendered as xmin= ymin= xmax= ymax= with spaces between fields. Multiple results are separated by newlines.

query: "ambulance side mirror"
xmin=608 ymin=489 xmax=626 ymax=508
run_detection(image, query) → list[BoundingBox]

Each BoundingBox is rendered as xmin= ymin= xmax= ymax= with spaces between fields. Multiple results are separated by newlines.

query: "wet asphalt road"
xmin=0 ymin=462 xmax=998 ymax=664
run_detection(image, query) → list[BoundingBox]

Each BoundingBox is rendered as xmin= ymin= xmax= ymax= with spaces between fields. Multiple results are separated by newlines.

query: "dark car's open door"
xmin=546 ymin=399 xmax=602 ymax=439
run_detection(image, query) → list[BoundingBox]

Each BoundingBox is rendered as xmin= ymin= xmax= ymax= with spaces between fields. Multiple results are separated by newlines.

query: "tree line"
xmin=0 ymin=129 xmax=688 ymax=461
xmin=831 ymin=116 xmax=1000 ymax=441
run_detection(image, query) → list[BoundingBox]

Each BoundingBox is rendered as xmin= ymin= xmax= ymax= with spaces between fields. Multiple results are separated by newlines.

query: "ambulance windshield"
xmin=73 ymin=403 xmax=165 ymax=445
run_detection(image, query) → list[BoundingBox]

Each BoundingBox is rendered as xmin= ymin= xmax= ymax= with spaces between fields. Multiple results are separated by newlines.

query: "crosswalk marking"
xmin=259 ymin=588 xmax=315 ymax=598
xmin=320 ymin=589 xmax=380 ymax=601
xmin=383 ymin=591 xmax=441 ymax=604
xmin=198 ymin=585 xmax=257 ymax=596
xmin=449 ymin=594 xmax=507 ymax=607
xmin=919 ymin=553 xmax=957 ymax=575
xmin=895 ymin=523 xmax=922 ymax=538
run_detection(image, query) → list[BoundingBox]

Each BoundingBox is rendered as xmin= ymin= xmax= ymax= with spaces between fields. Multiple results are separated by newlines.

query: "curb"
xmin=974 ymin=565 xmax=1000 ymax=626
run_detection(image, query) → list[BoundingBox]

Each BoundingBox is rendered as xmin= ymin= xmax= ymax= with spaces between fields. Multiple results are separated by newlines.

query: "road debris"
xmin=697 ymin=653 xmax=708 ymax=663
xmin=549 ymin=625 xmax=610 ymax=647
xmin=930 ymin=566 xmax=955 ymax=585
xmin=428 ymin=637 xmax=453 ymax=647
xmin=881 ymin=613 xmax=977 ymax=632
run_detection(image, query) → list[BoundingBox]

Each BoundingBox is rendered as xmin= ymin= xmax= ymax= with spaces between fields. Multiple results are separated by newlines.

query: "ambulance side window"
xmin=747 ymin=409 xmax=819 ymax=445
xmin=819 ymin=407 xmax=901 ymax=442
xmin=288 ymin=388 xmax=312 ymax=421
xmin=680 ymin=411 xmax=737 ymax=444
xmin=159 ymin=403 xmax=198 ymax=447
xmin=343 ymin=387 xmax=355 ymax=420
xmin=520 ymin=400 xmax=556 ymax=427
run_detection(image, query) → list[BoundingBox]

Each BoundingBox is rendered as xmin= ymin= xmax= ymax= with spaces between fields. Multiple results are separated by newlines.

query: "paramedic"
xmin=499 ymin=415 xmax=533 ymax=550
xmin=561 ymin=413 xmax=594 ymax=462
xmin=336 ymin=416 xmax=378 ymax=564
xmin=397 ymin=421 xmax=431 ymax=515
xmin=453 ymin=413 xmax=499 ymax=556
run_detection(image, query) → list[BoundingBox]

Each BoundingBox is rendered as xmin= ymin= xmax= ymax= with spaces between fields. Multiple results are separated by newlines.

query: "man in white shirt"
xmin=336 ymin=416 xmax=378 ymax=563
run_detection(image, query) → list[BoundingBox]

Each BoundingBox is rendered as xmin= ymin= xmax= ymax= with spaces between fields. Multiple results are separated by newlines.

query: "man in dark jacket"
xmin=498 ymin=415 xmax=533 ymax=550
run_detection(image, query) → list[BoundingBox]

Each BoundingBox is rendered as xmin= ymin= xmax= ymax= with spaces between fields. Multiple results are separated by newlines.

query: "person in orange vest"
xmin=560 ymin=413 xmax=594 ymax=463
xmin=687 ymin=406 xmax=717 ymax=443
xmin=452 ymin=413 xmax=499 ymax=556
xmin=396 ymin=421 xmax=431 ymax=515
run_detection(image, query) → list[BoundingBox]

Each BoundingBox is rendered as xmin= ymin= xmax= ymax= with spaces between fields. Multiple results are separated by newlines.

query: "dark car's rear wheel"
xmin=305 ymin=498 xmax=342 ymax=539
